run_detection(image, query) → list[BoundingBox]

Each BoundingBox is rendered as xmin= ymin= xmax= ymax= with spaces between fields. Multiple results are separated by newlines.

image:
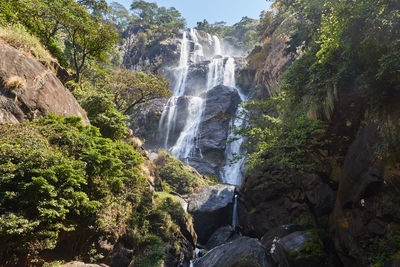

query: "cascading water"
xmin=232 ymin=194 xmax=239 ymax=229
xmin=159 ymin=28 xmax=247 ymax=188
xmin=220 ymin=57 xmax=247 ymax=186
xmin=159 ymin=29 xmax=249 ymax=266
xmin=159 ymin=31 xmax=190 ymax=148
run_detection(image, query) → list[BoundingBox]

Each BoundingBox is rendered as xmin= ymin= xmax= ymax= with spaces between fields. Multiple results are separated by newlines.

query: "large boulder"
xmin=192 ymin=85 xmax=241 ymax=176
xmin=0 ymin=40 xmax=89 ymax=124
xmin=205 ymin=225 xmax=240 ymax=250
xmin=186 ymin=184 xmax=236 ymax=245
xmin=193 ymin=236 xmax=270 ymax=267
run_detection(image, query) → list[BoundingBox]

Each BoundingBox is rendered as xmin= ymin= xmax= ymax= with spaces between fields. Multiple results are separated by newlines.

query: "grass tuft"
xmin=0 ymin=24 xmax=53 ymax=64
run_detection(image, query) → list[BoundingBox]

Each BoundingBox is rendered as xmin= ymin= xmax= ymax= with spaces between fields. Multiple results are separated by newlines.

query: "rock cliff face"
xmin=238 ymin=12 xmax=400 ymax=267
xmin=0 ymin=40 xmax=89 ymax=124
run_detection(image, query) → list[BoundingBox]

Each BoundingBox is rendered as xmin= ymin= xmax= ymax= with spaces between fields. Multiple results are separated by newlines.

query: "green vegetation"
xmin=2 ymin=0 xmax=119 ymax=81
xmin=0 ymin=23 xmax=53 ymax=64
xmin=0 ymin=114 xmax=146 ymax=263
xmin=196 ymin=16 xmax=260 ymax=50
xmin=241 ymin=0 xmax=400 ymax=175
xmin=238 ymin=96 xmax=327 ymax=174
xmin=130 ymin=191 xmax=193 ymax=266
xmin=294 ymin=230 xmax=326 ymax=261
xmin=105 ymin=69 xmax=172 ymax=115
xmin=130 ymin=0 xmax=186 ymax=45
xmin=361 ymin=232 xmax=400 ymax=266
xmin=0 ymin=114 xmax=197 ymax=265
xmin=156 ymin=151 xmax=207 ymax=195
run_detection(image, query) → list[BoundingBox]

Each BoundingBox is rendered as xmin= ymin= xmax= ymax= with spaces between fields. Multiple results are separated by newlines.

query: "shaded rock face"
xmin=193 ymin=236 xmax=270 ymax=267
xmin=330 ymin=96 xmax=400 ymax=267
xmin=192 ymin=85 xmax=241 ymax=176
xmin=0 ymin=40 xmax=89 ymax=124
xmin=239 ymin=170 xmax=336 ymax=238
xmin=205 ymin=225 xmax=240 ymax=250
xmin=128 ymin=98 xmax=168 ymax=150
xmin=186 ymin=184 xmax=236 ymax=245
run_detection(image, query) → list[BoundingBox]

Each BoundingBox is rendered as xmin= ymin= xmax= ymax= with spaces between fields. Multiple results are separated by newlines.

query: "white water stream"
xmin=159 ymin=29 xmax=248 ymax=266
xmin=159 ymin=28 xmax=246 ymax=185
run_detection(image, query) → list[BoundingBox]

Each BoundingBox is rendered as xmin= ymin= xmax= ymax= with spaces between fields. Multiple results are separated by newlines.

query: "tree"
xmin=107 ymin=2 xmax=133 ymax=31
xmin=60 ymin=0 xmax=119 ymax=82
xmin=104 ymin=69 xmax=171 ymax=115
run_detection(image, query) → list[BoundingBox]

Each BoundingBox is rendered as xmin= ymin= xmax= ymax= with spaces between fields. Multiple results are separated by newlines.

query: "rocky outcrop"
xmin=123 ymin=24 xmax=180 ymax=73
xmin=186 ymin=184 xmax=236 ymax=245
xmin=128 ymin=98 xmax=167 ymax=149
xmin=329 ymin=94 xmax=400 ymax=266
xmin=191 ymin=85 xmax=241 ymax=176
xmin=130 ymin=84 xmax=241 ymax=177
xmin=239 ymin=170 xmax=336 ymax=238
xmin=193 ymin=236 xmax=270 ymax=267
xmin=0 ymin=40 xmax=89 ymax=124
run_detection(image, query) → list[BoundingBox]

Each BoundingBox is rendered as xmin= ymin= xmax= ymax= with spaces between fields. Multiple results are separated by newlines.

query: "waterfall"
xmin=159 ymin=31 xmax=190 ymax=148
xmin=232 ymin=194 xmax=238 ymax=229
xmin=159 ymin=28 xmax=247 ymax=187
xmin=170 ymin=96 xmax=204 ymax=160
xmin=220 ymin=58 xmax=247 ymax=186
xmin=223 ymin=57 xmax=236 ymax=87
xmin=220 ymin=100 xmax=246 ymax=186
xmin=161 ymin=29 xmax=231 ymax=162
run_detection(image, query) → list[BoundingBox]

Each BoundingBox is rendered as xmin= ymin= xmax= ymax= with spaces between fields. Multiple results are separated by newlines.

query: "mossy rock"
xmin=155 ymin=150 xmax=207 ymax=195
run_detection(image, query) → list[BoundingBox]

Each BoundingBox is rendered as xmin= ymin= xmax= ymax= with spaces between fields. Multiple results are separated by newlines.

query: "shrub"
xmin=0 ymin=114 xmax=146 ymax=264
xmin=2 ymin=76 xmax=26 ymax=90
xmin=157 ymin=151 xmax=207 ymax=195
xmin=73 ymin=85 xmax=128 ymax=140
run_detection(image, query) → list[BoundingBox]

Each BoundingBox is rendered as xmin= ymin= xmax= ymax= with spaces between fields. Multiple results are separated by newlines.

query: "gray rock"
xmin=194 ymin=236 xmax=271 ymax=267
xmin=128 ymin=98 xmax=167 ymax=150
xmin=194 ymin=85 xmax=241 ymax=176
xmin=271 ymin=231 xmax=312 ymax=267
xmin=186 ymin=184 xmax=236 ymax=245
xmin=0 ymin=40 xmax=89 ymax=124
xmin=205 ymin=225 xmax=239 ymax=250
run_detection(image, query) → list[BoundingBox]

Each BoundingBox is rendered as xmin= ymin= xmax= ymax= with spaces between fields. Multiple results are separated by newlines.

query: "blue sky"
xmin=107 ymin=0 xmax=271 ymax=27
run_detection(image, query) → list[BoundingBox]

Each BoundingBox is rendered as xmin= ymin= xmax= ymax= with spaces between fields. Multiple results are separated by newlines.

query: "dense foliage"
xmin=105 ymin=69 xmax=171 ymax=115
xmin=0 ymin=115 xmax=146 ymax=263
xmin=196 ymin=16 xmax=260 ymax=50
xmin=2 ymin=0 xmax=119 ymax=81
xmin=129 ymin=0 xmax=186 ymax=46
xmin=241 ymin=0 xmax=400 ymax=176
xmin=156 ymin=151 xmax=207 ymax=195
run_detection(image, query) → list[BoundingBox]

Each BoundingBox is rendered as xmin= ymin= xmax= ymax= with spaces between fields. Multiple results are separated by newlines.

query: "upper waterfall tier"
xmin=133 ymin=28 xmax=248 ymax=185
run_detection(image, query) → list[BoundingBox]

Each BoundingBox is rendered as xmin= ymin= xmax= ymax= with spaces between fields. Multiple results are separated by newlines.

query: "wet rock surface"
xmin=193 ymin=85 xmax=241 ymax=176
